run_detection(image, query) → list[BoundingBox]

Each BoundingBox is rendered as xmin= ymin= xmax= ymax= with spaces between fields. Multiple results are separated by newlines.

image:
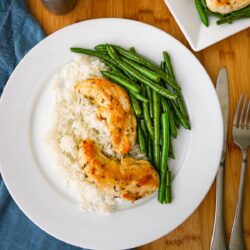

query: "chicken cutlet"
xmin=75 ymin=78 xmax=136 ymax=155
xmin=206 ymin=0 xmax=250 ymax=14
xmin=79 ymin=139 xmax=159 ymax=202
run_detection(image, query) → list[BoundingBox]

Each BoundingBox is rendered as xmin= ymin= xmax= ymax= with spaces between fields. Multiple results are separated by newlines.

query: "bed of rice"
xmin=45 ymin=54 xmax=142 ymax=214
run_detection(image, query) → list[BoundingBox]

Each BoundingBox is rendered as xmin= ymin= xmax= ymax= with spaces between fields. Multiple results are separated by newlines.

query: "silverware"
xmin=229 ymin=94 xmax=250 ymax=250
xmin=210 ymin=67 xmax=229 ymax=250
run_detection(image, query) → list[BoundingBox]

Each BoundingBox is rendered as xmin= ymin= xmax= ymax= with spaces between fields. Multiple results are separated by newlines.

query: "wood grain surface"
xmin=27 ymin=0 xmax=250 ymax=249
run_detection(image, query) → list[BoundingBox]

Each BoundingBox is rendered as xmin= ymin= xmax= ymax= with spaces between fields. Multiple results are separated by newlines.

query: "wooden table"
xmin=27 ymin=1 xmax=250 ymax=249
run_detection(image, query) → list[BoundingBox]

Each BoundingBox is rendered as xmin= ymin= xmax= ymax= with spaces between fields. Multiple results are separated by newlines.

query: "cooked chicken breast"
xmin=75 ymin=78 xmax=136 ymax=155
xmin=206 ymin=0 xmax=250 ymax=14
xmin=79 ymin=139 xmax=159 ymax=202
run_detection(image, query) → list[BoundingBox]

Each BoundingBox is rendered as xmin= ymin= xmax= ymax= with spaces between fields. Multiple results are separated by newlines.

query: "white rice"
xmin=45 ymin=55 xmax=143 ymax=214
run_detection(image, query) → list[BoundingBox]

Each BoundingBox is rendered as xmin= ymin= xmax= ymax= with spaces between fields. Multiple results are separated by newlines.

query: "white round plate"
xmin=0 ymin=19 xmax=223 ymax=250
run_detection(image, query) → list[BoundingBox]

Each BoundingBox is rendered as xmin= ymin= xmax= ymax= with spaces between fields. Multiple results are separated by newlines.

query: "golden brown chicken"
xmin=75 ymin=78 xmax=136 ymax=155
xmin=206 ymin=0 xmax=250 ymax=14
xmin=79 ymin=139 xmax=159 ymax=202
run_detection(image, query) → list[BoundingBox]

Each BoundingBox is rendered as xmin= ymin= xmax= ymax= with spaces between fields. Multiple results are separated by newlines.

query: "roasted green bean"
xmin=153 ymin=91 xmax=161 ymax=170
xmin=101 ymin=71 xmax=141 ymax=93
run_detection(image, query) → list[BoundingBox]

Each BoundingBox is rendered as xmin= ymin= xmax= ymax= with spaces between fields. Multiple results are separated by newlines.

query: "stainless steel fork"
xmin=229 ymin=94 xmax=250 ymax=250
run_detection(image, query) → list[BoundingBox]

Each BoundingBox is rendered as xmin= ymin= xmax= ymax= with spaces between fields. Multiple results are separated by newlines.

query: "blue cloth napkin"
xmin=0 ymin=1 xmax=86 ymax=249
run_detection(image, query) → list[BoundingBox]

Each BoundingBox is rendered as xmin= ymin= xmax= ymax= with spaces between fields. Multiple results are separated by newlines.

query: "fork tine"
xmin=239 ymin=94 xmax=248 ymax=127
xmin=245 ymin=101 xmax=250 ymax=127
xmin=233 ymin=94 xmax=243 ymax=126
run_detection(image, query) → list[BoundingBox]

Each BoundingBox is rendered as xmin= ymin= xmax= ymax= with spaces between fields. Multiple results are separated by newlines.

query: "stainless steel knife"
xmin=210 ymin=67 xmax=229 ymax=250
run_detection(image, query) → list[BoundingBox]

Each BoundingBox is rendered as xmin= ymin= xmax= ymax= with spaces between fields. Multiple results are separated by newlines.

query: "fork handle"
xmin=210 ymin=163 xmax=227 ymax=250
xmin=228 ymin=151 xmax=248 ymax=250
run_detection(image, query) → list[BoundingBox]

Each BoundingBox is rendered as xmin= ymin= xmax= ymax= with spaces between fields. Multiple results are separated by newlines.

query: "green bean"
xmin=70 ymin=47 xmax=115 ymax=62
xmin=130 ymin=91 xmax=149 ymax=103
xmin=161 ymin=113 xmax=171 ymax=203
xmin=163 ymin=52 xmax=175 ymax=79
xmin=106 ymin=45 xmax=138 ymax=82
xmin=169 ymin=139 xmax=175 ymax=159
xmin=140 ymin=120 xmax=149 ymax=156
xmin=94 ymin=45 xmax=176 ymax=99
xmin=165 ymin=170 xmax=172 ymax=203
xmin=166 ymin=101 xmax=182 ymax=128
xmin=176 ymin=96 xmax=189 ymax=120
xmin=201 ymin=1 xmax=225 ymax=19
xmin=205 ymin=9 xmax=225 ymax=18
xmin=103 ymin=60 xmax=122 ymax=73
xmin=111 ymin=57 xmax=177 ymax=99
xmin=148 ymin=137 xmax=153 ymax=163
xmin=200 ymin=0 xmax=207 ymax=8
xmin=141 ymin=85 xmax=154 ymax=138
xmin=129 ymin=47 xmax=136 ymax=53
xmin=153 ymin=91 xmax=161 ymax=170
xmin=161 ymin=113 xmax=170 ymax=174
xmin=161 ymin=98 xmax=178 ymax=138
xmin=173 ymin=113 xmax=180 ymax=129
xmin=230 ymin=5 xmax=250 ymax=15
xmin=217 ymin=11 xmax=250 ymax=25
xmin=200 ymin=0 xmax=250 ymax=24
xmin=160 ymin=61 xmax=166 ymax=72
xmin=169 ymin=114 xmax=178 ymax=138
xmin=122 ymin=57 xmax=161 ymax=83
xmin=194 ymin=0 xmax=209 ymax=26
xmin=71 ymin=47 xmax=139 ymax=80
xmin=161 ymin=98 xmax=170 ymax=113
xmin=101 ymin=71 xmax=147 ymax=104
xmin=138 ymin=125 xmax=147 ymax=154
xmin=92 ymin=48 xmax=109 ymax=56
xmin=118 ymin=46 xmax=181 ymax=91
xmin=146 ymin=86 xmax=153 ymax=118
xmin=200 ymin=0 xmax=224 ymax=18
xmin=163 ymin=51 xmax=189 ymax=119
xmin=102 ymin=71 xmax=147 ymax=103
xmin=171 ymin=102 xmax=191 ymax=130
xmin=71 ymin=47 xmax=135 ymax=83
xmin=158 ymin=171 xmax=166 ymax=203
xmin=106 ymin=68 xmax=141 ymax=90
xmin=140 ymin=119 xmax=147 ymax=136
xmin=96 ymin=44 xmax=137 ymax=82
xmin=131 ymin=95 xmax=142 ymax=118
xmin=95 ymin=44 xmax=107 ymax=52
xmin=101 ymin=71 xmax=141 ymax=93
xmin=107 ymin=45 xmax=119 ymax=60
xmin=101 ymin=68 xmax=147 ymax=104
xmin=215 ymin=4 xmax=250 ymax=23
xmin=96 ymin=44 xmax=181 ymax=91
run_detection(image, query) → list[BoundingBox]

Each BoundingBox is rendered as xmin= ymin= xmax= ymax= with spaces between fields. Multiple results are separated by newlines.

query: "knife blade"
xmin=210 ymin=67 xmax=229 ymax=250
xmin=216 ymin=67 xmax=229 ymax=161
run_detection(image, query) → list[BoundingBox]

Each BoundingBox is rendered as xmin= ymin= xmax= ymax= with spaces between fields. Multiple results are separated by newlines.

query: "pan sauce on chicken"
xmin=206 ymin=0 xmax=250 ymax=14
xmin=75 ymin=78 xmax=136 ymax=155
xmin=79 ymin=139 xmax=159 ymax=202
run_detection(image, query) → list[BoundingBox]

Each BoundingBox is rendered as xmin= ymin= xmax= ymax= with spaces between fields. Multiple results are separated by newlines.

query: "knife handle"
xmin=210 ymin=163 xmax=227 ymax=250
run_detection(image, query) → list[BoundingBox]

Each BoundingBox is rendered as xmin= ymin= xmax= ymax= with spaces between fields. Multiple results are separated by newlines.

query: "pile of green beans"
xmin=195 ymin=0 xmax=250 ymax=26
xmin=70 ymin=44 xmax=191 ymax=204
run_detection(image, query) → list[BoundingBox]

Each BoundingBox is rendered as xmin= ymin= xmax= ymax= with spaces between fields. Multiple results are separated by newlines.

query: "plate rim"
xmin=0 ymin=18 xmax=223 ymax=249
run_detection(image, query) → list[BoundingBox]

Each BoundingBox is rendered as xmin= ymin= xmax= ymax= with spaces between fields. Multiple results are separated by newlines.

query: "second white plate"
xmin=165 ymin=0 xmax=250 ymax=51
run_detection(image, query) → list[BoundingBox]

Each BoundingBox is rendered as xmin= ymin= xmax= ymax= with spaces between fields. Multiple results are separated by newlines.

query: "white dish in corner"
xmin=165 ymin=0 xmax=250 ymax=51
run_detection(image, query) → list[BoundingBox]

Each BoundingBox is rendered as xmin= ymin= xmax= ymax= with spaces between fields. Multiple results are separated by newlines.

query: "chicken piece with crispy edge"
xmin=75 ymin=78 xmax=137 ymax=155
xmin=206 ymin=0 xmax=250 ymax=14
xmin=79 ymin=139 xmax=159 ymax=202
